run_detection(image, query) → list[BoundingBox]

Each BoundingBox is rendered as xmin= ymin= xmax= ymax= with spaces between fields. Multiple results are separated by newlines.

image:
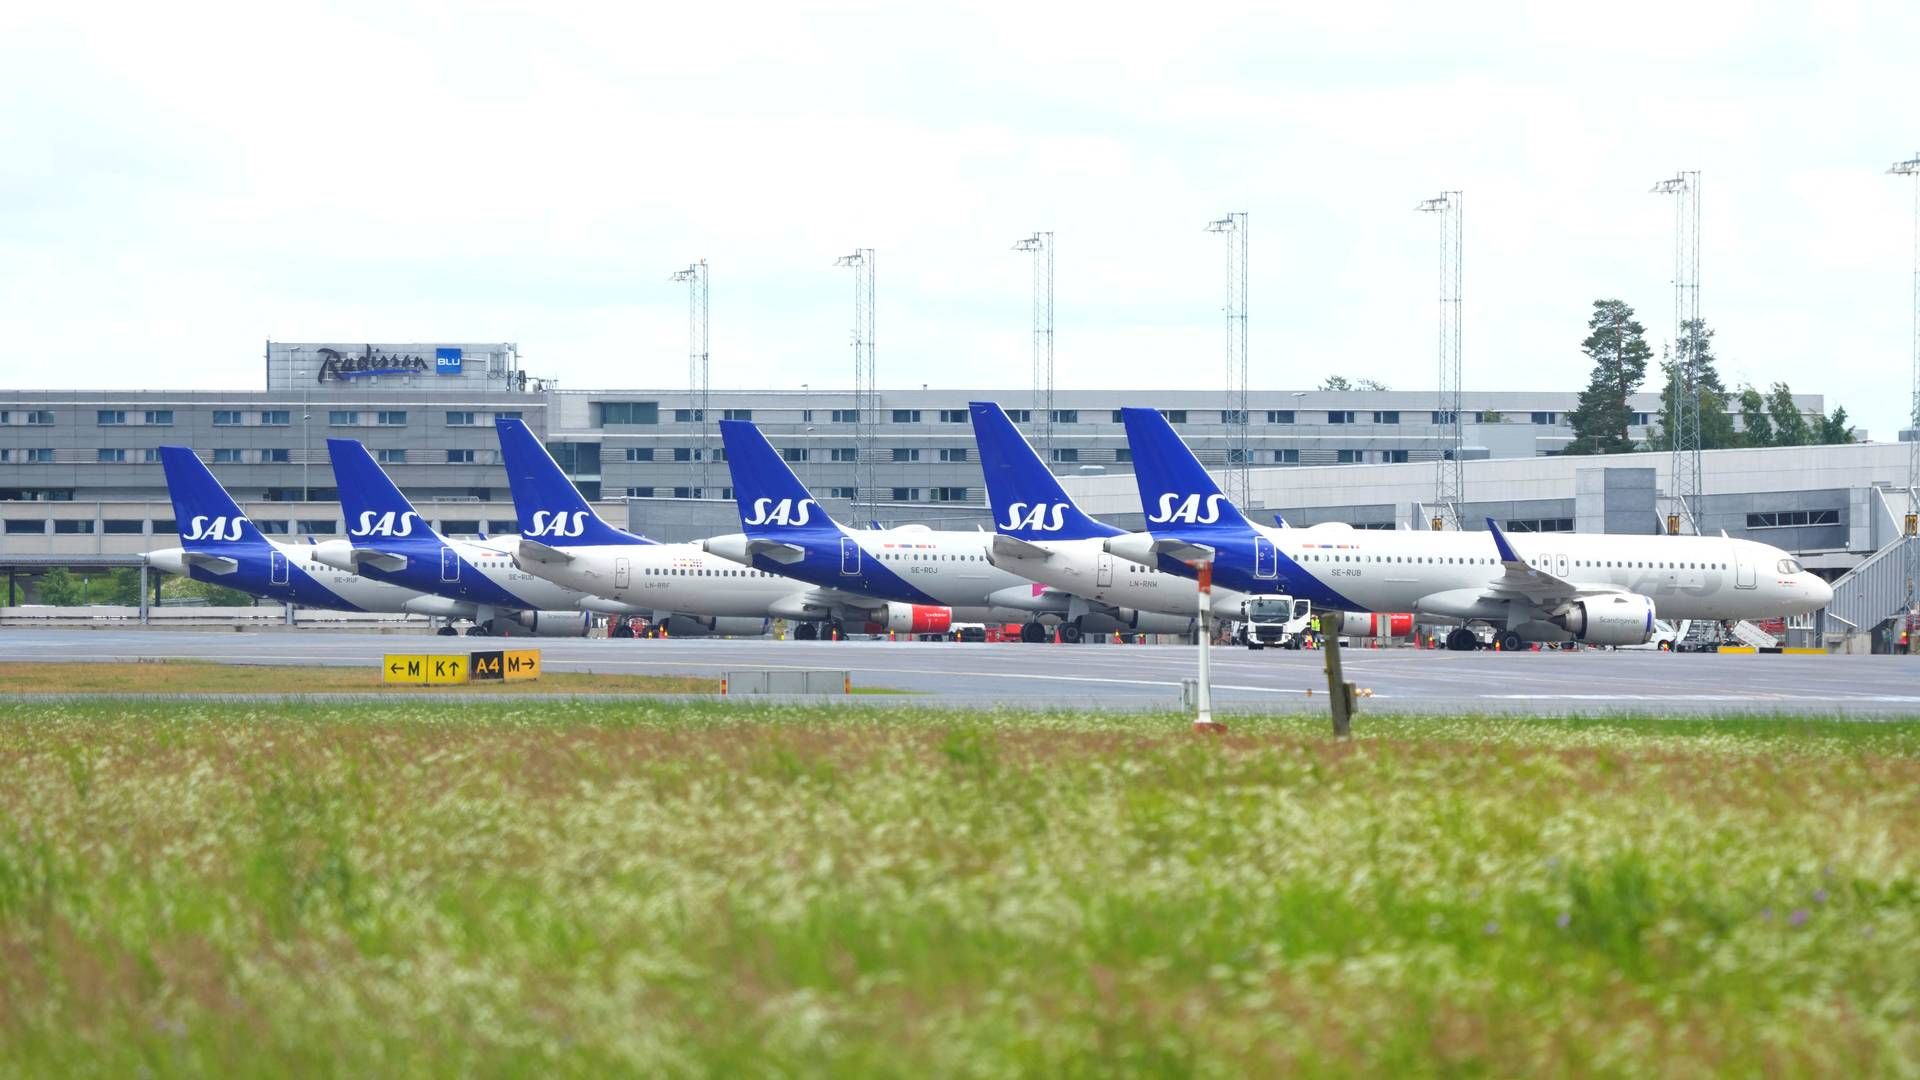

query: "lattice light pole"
xmin=1205 ymin=213 xmax=1250 ymax=505
xmin=834 ymin=249 xmax=877 ymax=519
xmin=1651 ymin=171 xmax=1703 ymax=534
xmin=1416 ymin=192 xmax=1464 ymax=529
xmin=1890 ymin=153 xmax=1920 ymax=613
xmin=670 ymin=260 xmax=710 ymax=497
xmin=1013 ymin=232 xmax=1055 ymax=466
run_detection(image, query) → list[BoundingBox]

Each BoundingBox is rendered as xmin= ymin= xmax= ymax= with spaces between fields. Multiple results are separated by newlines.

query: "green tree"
xmin=35 ymin=567 xmax=88 ymax=606
xmin=1318 ymin=376 xmax=1353 ymax=391
xmin=160 ymin=575 xmax=256 ymax=607
xmin=1737 ymin=385 xmax=1774 ymax=447
xmin=1816 ymin=405 xmax=1855 ymax=445
xmin=100 ymin=567 xmax=145 ymax=606
xmin=1355 ymin=378 xmax=1391 ymax=391
xmin=1564 ymin=299 xmax=1652 ymax=455
xmin=1644 ymin=320 xmax=1739 ymax=451
xmin=1766 ymin=382 xmax=1813 ymax=446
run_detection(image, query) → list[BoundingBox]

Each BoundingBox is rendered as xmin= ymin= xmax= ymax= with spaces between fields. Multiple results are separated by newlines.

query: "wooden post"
xmin=1321 ymin=614 xmax=1355 ymax=738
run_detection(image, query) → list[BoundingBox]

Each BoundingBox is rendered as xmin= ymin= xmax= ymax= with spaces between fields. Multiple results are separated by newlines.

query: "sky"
xmin=2 ymin=2 xmax=1917 ymax=437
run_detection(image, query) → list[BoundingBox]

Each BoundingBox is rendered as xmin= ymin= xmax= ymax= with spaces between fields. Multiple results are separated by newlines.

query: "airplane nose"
xmin=1807 ymin=574 xmax=1833 ymax=608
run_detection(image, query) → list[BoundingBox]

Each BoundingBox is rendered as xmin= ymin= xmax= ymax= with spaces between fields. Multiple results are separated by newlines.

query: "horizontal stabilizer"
xmin=347 ymin=548 xmax=408 ymax=573
xmin=516 ymin=538 xmax=576 ymax=565
xmin=748 ymin=538 xmax=807 ymax=565
xmin=990 ymin=533 xmax=1056 ymax=562
xmin=181 ymin=551 xmax=239 ymax=575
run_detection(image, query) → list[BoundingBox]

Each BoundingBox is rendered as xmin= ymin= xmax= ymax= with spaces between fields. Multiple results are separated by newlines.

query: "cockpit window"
xmin=1777 ymin=558 xmax=1802 ymax=574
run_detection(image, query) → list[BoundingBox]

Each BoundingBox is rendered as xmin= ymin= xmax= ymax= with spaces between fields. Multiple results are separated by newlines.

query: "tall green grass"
xmin=1 ymin=700 xmax=1915 ymax=1075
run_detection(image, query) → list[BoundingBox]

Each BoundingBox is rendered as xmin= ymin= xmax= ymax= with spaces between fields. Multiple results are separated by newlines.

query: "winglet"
xmin=1485 ymin=517 xmax=1522 ymax=564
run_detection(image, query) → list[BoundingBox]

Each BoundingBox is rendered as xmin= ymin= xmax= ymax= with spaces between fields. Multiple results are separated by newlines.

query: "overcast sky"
xmin=3 ymin=3 xmax=1916 ymax=437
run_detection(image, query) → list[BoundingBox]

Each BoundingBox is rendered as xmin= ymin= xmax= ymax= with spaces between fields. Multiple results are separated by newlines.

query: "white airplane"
xmin=700 ymin=419 xmax=1196 ymax=642
xmin=1114 ymin=408 xmax=1835 ymax=651
xmin=309 ymin=438 xmax=651 ymax=635
xmin=493 ymin=417 xmax=803 ymax=637
xmin=145 ymin=446 xmax=474 ymax=621
xmin=968 ymin=400 xmax=1236 ymax=632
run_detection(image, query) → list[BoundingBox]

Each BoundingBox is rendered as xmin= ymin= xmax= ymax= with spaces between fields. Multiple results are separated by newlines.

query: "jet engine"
xmin=1077 ymin=608 xmax=1194 ymax=635
xmin=864 ymin=603 xmax=953 ymax=635
xmin=1337 ymin=612 xmax=1415 ymax=638
xmin=512 ymin=610 xmax=595 ymax=637
xmin=1550 ymin=593 xmax=1657 ymax=645
xmin=660 ymin=614 xmax=771 ymax=638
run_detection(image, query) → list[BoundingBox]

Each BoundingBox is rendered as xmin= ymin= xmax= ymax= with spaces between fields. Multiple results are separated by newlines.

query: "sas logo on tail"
xmin=997 ymin=501 xmax=1067 ymax=532
xmin=528 ymin=510 xmax=590 ymax=538
xmin=183 ymin=515 xmax=248 ymax=542
xmin=354 ymin=511 xmax=419 ymax=537
xmin=1149 ymin=493 xmax=1228 ymax=525
xmin=744 ymin=498 xmax=815 ymax=527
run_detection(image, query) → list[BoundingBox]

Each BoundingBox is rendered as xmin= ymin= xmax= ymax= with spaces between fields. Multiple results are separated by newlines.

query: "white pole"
xmin=1194 ymin=559 xmax=1225 ymax=733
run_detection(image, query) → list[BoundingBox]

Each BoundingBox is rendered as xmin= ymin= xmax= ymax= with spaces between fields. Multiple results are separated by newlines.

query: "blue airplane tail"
xmin=158 ymin=446 xmax=270 ymax=549
xmin=494 ymin=418 xmax=652 ymax=547
xmin=968 ymin=401 xmax=1115 ymax=540
xmin=1119 ymin=407 xmax=1253 ymax=532
xmin=328 ymin=438 xmax=442 ymax=544
xmin=718 ymin=420 xmax=841 ymax=537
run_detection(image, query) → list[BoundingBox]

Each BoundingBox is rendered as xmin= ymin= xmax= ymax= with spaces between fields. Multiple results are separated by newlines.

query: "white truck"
xmin=1235 ymin=595 xmax=1315 ymax=649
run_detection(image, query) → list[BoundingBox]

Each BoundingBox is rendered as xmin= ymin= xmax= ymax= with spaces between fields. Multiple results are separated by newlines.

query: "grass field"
xmin=1 ymin=700 xmax=1916 ymax=1075
xmin=0 ymin=660 xmax=719 ymax=695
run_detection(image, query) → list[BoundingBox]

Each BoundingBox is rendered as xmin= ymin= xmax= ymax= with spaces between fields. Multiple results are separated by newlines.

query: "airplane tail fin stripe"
xmin=157 ymin=446 xmax=269 ymax=549
xmin=494 ymin=418 xmax=652 ymax=547
xmin=1120 ymin=408 xmax=1253 ymax=532
xmin=968 ymin=401 xmax=1115 ymax=540
xmin=717 ymin=420 xmax=841 ymax=537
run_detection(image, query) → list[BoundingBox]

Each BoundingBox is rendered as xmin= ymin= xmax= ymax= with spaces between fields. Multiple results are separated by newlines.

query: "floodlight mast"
xmin=1205 ymin=213 xmax=1250 ymax=507
xmin=835 ymin=250 xmax=877 ymax=521
xmin=670 ymin=260 xmax=710 ymax=498
xmin=1416 ymin=192 xmax=1464 ymax=529
xmin=1013 ymin=232 xmax=1055 ymax=466
xmin=1651 ymin=171 xmax=1703 ymax=535
xmin=1889 ymin=153 xmax=1920 ymax=614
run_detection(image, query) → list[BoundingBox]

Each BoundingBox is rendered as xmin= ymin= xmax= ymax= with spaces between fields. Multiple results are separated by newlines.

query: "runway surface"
xmin=2 ymin=629 xmax=1917 ymax=715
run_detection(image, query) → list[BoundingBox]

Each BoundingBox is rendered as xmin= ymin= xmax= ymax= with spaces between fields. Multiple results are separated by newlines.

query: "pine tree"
xmin=1563 ymin=300 xmax=1652 ymax=455
xmin=1645 ymin=319 xmax=1738 ymax=450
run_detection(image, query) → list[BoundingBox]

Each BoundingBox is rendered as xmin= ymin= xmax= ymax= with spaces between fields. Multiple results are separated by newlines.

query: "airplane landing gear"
xmin=794 ymin=622 xmax=818 ymax=641
xmin=1060 ymin=622 xmax=1083 ymax=644
xmin=1019 ymin=622 xmax=1048 ymax=643
xmin=1445 ymin=627 xmax=1477 ymax=651
xmin=1497 ymin=630 xmax=1525 ymax=653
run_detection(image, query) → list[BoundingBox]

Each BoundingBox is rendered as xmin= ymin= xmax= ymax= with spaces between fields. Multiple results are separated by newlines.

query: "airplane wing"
xmin=1480 ymin=518 xmax=1626 ymax=607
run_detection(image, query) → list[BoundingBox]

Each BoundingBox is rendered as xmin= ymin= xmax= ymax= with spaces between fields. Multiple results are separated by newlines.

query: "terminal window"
xmin=213 ymin=410 xmax=242 ymax=426
xmin=830 ymin=448 xmax=859 ymax=462
xmin=1005 ymin=409 xmax=1031 ymax=423
xmin=624 ymin=447 xmax=654 ymax=462
xmin=1223 ymin=410 xmax=1247 ymax=425
xmin=1505 ymin=518 xmax=1574 ymax=532
xmin=1267 ymin=410 xmax=1295 ymax=424
xmin=1373 ymin=410 xmax=1400 ymax=424
xmin=938 ymin=448 xmax=968 ymax=462
xmin=938 ymin=409 xmax=968 ymax=423
xmin=261 ymin=410 xmax=290 ymax=426
xmin=829 ymin=487 xmax=857 ymax=499
xmin=440 ymin=520 xmax=480 ymax=535
xmin=1051 ymin=448 xmax=1079 ymax=463
xmin=892 ymin=448 xmax=920 ymax=462
xmin=1116 ymin=448 xmax=1133 ymax=463
xmin=3 ymin=519 xmax=44 ymax=533
xmin=1384 ymin=449 xmax=1410 ymax=463
xmin=97 ymin=449 xmax=126 ymax=463
xmin=25 ymin=448 xmax=53 ymax=463
xmin=213 ymin=449 xmax=242 ymax=463
xmin=297 ymin=520 xmax=336 ymax=534
xmin=446 ymin=411 xmax=477 ymax=426
xmin=1160 ymin=410 xmax=1188 ymax=423
xmin=673 ymin=408 xmax=704 ymax=422
xmin=25 ymin=411 xmax=53 ymax=425
xmin=1051 ymin=409 xmax=1079 ymax=424
xmin=1327 ymin=411 xmax=1355 ymax=424
xmin=104 ymin=520 xmax=145 ymax=535
xmin=598 ymin=402 xmax=658 ymax=426
xmin=495 ymin=410 xmax=523 ymax=421
xmin=328 ymin=411 xmax=359 ymax=425
xmin=376 ymin=411 xmax=407 ymax=426
xmin=1336 ymin=449 xmax=1362 ymax=463
xmin=931 ymin=487 xmax=970 ymax=502
xmin=782 ymin=447 xmax=808 ymax=462
xmin=142 ymin=449 xmax=161 ymax=463
xmin=1431 ymin=410 xmax=1457 ymax=424
xmin=1274 ymin=449 xmax=1300 ymax=464
xmin=53 ymin=520 xmax=95 ymax=534
xmin=625 ymin=487 xmax=654 ymax=498
xmin=97 ymin=410 xmax=126 ymax=425
xmin=153 ymin=519 xmax=176 ymax=534
xmin=892 ymin=487 xmax=920 ymax=502
xmin=1746 ymin=509 xmax=1839 ymax=529
xmin=376 ymin=449 xmax=406 ymax=464
xmin=711 ymin=448 xmax=727 ymax=462
xmin=1530 ymin=411 xmax=1559 ymax=426
xmin=831 ymin=409 xmax=860 ymax=423
xmin=723 ymin=409 xmax=752 ymax=421
xmin=145 ymin=410 xmax=173 ymax=425
xmin=892 ymin=409 xmax=922 ymax=423
xmin=446 ymin=449 xmax=476 ymax=464
xmin=672 ymin=448 xmax=702 ymax=462
xmin=262 ymin=449 xmax=290 ymax=463
xmin=488 ymin=521 xmax=516 ymax=533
